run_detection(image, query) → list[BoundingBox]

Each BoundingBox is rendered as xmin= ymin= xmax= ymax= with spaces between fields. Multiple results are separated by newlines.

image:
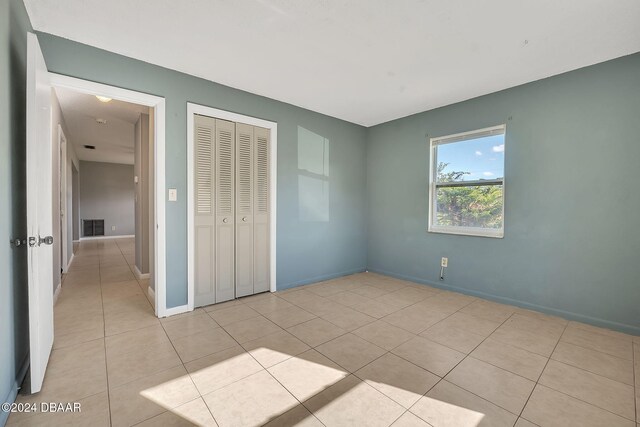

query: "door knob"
xmin=28 ymin=235 xmax=53 ymax=247
xmin=40 ymin=236 xmax=54 ymax=245
xmin=242 ymin=217 xmax=247 ymax=222
xmin=223 ymin=218 xmax=228 ymax=223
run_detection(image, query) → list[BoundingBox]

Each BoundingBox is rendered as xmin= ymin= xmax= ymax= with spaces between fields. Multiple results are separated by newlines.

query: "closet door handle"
xmin=242 ymin=217 xmax=247 ymax=222
xmin=223 ymin=218 xmax=229 ymax=223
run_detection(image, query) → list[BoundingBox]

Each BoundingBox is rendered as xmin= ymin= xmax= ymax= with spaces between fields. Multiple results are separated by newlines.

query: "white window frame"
xmin=428 ymin=124 xmax=506 ymax=238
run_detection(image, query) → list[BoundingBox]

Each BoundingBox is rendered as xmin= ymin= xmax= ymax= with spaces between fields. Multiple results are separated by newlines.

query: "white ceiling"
xmin=55 ymin=87 xmax=148 ymax=164
xmin=28 ymin=0 xmax=640 ymax=126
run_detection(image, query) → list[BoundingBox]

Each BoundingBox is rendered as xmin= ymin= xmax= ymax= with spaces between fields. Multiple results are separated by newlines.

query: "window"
xmin=428 ymin=124 xmax=505 ymax=238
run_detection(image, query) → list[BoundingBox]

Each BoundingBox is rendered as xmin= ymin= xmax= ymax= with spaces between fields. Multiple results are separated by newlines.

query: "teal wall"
xmin=366 ymin=53 xmax=640 ymax=335
xmin=36 ymin=33 xmax=368 ymax=308
xmin=0 ymin=0 xmax=32 ymax=424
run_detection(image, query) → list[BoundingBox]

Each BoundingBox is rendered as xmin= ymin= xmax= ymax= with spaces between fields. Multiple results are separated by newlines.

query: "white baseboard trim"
xmin=134 ymin=265 xmax=151 ymax=280
xmin=161 ymin=304 xmax=191 ymax=318
xmin=66 ymin=253 xmax=75 ymax=271
xmin=80 ymin=234 xmax=134 ymax=241
xmin=53 ymin=282 xmax=62 ymax=305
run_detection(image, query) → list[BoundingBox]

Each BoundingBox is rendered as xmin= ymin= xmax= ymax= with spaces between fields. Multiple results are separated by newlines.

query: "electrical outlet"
xmin=111 ymin=226 xmax=116 ymax=231
xmin=441 ymin=257 xmax=448 ymax=268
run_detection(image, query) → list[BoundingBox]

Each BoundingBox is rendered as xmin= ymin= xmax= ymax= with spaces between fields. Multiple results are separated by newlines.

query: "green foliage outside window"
xmin=435 ymin=162 xmax=503 ymax=229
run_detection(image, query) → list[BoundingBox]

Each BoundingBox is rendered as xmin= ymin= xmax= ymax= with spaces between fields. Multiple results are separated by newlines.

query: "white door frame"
xmin=186 ymin=103 xmax=278 ymax=311
xmin=49 ymin=73 xmax=169 ymax=317
xmin=58 ymin=124 xmax=68 ymax=274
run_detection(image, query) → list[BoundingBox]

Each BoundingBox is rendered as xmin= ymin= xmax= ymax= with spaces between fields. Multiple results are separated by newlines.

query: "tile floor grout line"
xmin=394 ymin=326 xmax=508 ymax=425
xmin=95 ymin=251 xmax=113 ymax=427
xmin=265 ymin=283 xmax=435 ymax=425
xmin=126 ymin=395 xmax=212 ymax=427
xmin=554 ymin=337 xmax=635 ymax=362
xmin=481 ymin=335 xmax=557 ymax=359
xmin=567 ymin=321 xmax=635 ymax=341
xmin=263 ymin=371 xmax=329 ymax=426
xmin=343 ymin=287 xmax=512 ymax=425
xmin=285 ymin=318 xmax=353 ymax=348
xmin=528 ymin=334 xmax=639 ymax=421
xmin=97 ymin=241 xmax=166 ymax=427
xmin=515 ymin=318 xmax=568 ymax=423
xmin=545 ymin=353 xmax=636 ymax=386
xmin=107 ymin=240 xmax=188 ymax=426
xmin=157 ymin=308 xmax=220 ymax=426
xmin=632 ymin=339 xmax=638 ymax=423
xmin=206 ymin=296 xmax=306 ymax=418
xmin=309 ymin=283 xmax=477 ymax=367
xmin=527 ymin=379 xmax=637 ymax=422
xmin=441 ymin=311 xmax=515 ymax=383
xmin=281 ymin=290 xmax=390 ymax=426
xmin=397 ymin=310 xmax=518 ymax=426
xmin=211 ymin=308 xmax=327 ymax=427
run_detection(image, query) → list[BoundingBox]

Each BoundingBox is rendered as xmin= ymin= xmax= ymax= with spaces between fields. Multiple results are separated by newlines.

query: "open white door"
xmin=26 ymin=32 xmax=54 ymax=394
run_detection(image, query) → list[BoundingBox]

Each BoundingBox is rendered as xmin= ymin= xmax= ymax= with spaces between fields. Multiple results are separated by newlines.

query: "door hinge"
xmin=10 ymin=238 xmax=27 ymax=248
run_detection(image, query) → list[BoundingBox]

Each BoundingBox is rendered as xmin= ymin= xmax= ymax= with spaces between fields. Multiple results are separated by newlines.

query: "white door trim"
xmin=186 ymin=103 xmax=278 ymax=311
xmin=49 ymin=73 xmax=169 ymax=317
xmin=58 ymin=124 xmax=68 ymax=273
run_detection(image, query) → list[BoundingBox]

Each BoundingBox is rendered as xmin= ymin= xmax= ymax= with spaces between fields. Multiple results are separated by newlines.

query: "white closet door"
xmin=253 ymin=126 xmax=270 ymax=293
xmin=194 ymin=115 xmax=216 ymax=306
xmin=235 ymin=123 xmax=254 ymax=297
xmin=215 ymin=119 xmax=235 ymax=303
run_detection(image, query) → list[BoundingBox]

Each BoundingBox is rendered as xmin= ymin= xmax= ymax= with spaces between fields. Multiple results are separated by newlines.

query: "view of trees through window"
xmin=435 ymin=162 xmax=503 ymax=229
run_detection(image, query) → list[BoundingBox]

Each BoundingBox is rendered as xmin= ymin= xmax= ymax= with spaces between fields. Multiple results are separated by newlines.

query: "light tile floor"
xmin=7 ymin=238 xmax=640 ymax=426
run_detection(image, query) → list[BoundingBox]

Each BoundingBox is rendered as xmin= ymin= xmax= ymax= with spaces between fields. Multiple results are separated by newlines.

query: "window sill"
xmin=427 ymin=226 xmax=504 ymax=239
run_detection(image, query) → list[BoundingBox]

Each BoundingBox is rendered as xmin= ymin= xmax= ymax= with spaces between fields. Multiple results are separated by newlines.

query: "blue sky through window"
xmin=436 ymin=134 xmax=505 ymax=181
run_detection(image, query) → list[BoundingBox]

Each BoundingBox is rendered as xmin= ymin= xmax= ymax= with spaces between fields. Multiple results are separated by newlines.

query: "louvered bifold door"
xmin=235 ymin=123 xmax=254 ymax=297
xmin=193 ymin=115 xmax=216 ymax=307
xmin=215 ymin=119 xmax=236 ymax=303
xmin=253 ymin=126 xmax=270 ymax=293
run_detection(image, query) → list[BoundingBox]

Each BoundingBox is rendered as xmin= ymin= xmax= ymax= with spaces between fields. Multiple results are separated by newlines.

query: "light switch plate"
xmin=168 ymin=188 xmax=177 ymax=201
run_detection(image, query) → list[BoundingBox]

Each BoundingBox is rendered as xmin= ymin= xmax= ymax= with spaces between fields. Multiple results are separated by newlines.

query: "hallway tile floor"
xmin=7 ymin=238 xmax=640 ymax=426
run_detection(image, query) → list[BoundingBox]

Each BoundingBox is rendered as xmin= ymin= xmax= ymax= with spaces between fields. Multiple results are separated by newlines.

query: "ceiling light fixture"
xmin=83 ymin=145 xmax=96 ymax=150
xmin=95 ymin=118 xmax=108 ymax=125
xmin=96 ymin=95 xmax=112 ymax=103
